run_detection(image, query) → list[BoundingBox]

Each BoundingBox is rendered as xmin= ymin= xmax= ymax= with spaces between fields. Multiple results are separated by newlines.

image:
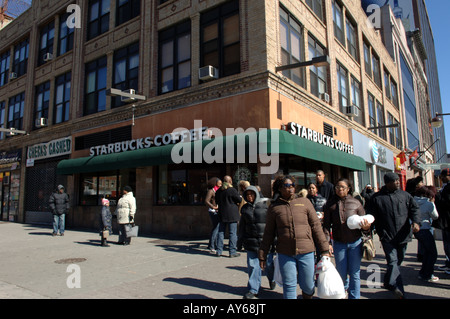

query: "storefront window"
xmin=79 ymin=169 xmax=135 ymax=205
xmin=157 ymin=164 xmax=222 ymax=206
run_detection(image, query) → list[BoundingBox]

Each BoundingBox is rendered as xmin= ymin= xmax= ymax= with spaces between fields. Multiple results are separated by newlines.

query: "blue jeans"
xmin=278 ymin=252 xmax=315 ymax=299
xmin=53 ymin=214 xmax=65 ymax=234
xmin=217 ymin=222 xmax=237 ymax=255
xmin=381 ymin=241 xmax=407 ymax=293
xmin=414 ymin=229 xmax=438 ymax=279
xmin=208 ymin=210 xmax=220 ymax=251
xmin=333 ymin=239 xmax=362 ymax=299
xmin=247 ymin=251 xmax=274 ymax=294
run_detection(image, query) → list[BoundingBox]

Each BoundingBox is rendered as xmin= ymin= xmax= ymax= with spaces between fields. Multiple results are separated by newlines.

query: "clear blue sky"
xmin=426 ymin=0 xmax=450 ymax=155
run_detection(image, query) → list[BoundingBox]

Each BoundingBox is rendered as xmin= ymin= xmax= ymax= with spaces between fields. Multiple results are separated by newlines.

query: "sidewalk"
xmin=0 ymin=222 xmax=448 ymax=299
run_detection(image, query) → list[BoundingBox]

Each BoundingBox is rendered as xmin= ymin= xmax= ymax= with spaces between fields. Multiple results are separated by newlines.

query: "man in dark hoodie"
xmin=215 ymin=175 xmax=242 ymax=258
xmin=49 ymin=185 xmax=70 ymax=236
xmin=238 ymin=186 xmax=275 ymax=299
xmin=366 ymin=172 xmax=420 ymax=298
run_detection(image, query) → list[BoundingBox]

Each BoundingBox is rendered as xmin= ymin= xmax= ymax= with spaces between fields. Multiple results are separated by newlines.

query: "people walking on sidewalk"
xmin=366 ymin=172 xmax=421 ymax=299
xmin=238 ymin=185 xmax=275 ymax=299
xmin=205 ymin=177 xmax=222 ymax=254
xmin=116 ymin=186 xmax=136 ymax=246
xmin=49 ymin=185 xmax=70 ymax=237
xmin=413 ymin=186 xmax=439 ymax=282
xmin=259 ymin=175 xmax=330 ymax=299
xmin=434 ymin=168 xmax=450 ymax=274
xmin=99 ymin=197 xmax=113 ymax=247
xmin=215 ymin=176 xmax=242 ymax=257
xmin=323 ymin=178 xmax=372 ymax=299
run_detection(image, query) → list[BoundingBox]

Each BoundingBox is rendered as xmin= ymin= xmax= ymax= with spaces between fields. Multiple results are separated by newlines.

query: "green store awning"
xmin=57 ymin=129 xmax=366 ymax=175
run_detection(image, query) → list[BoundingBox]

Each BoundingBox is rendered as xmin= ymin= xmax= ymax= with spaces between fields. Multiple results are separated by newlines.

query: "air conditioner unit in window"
xmin=320 ymin=93 xmax=330 ymax=103
xmin=345 ymin=105 xmax=359 ymax=117
xmin=9 ymin=72 xmax=17 ymax=80
xmin=199 ymin=65 xmax=219 ymax=81
xmin=43 ymin=53 xmax=53 ymax=62
xmin=35 ymin=117 xmax=48 ymax=128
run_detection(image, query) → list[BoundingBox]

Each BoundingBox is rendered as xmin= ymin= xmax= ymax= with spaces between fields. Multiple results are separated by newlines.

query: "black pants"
xmin=118 ymin=224 xmax=131 ymax=245
xmin=381 ymin=241 xmax=407 ymax=293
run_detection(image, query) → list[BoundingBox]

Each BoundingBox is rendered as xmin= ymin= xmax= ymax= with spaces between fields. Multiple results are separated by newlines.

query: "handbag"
xmin=102 ymin=230 xmax=109 ymax=238
xmin=361 ymin=230 xmax=376 ymax=261
xmin=125 ymin=223 xmax=139 ymax=237
xmin=315 ymin=256 xmax=346 ymax=299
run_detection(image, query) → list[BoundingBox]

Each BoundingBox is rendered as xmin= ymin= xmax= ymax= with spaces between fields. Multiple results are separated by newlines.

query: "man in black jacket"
xmin=215 ymin=176 xmax=242 ymax=258
xmin=435 ymin=168 xmax=450 ymax=273
xmin=366 ymin=172 xmax=420 ymax=298
xmin=49 ymin=185 xmax=70 ymax=236
xmin=316 ymin=170 xmax=335 ymax=201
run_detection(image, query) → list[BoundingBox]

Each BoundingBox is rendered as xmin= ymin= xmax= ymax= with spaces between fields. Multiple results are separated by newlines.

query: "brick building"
xmin=0 ymin=0 xmax=431 ymax=236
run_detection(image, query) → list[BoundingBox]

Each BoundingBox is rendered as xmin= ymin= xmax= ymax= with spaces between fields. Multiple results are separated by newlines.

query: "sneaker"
xmin=429 ymin=275 xmax=439 ymax=282
xmin=230 ymin=252 xmax=241 ymax=258
xmin=60 ymin=233 xmax=64 ymax=236
xmin=392 ymin=287 xmax=405 ymax=299
xmin=52 ymin=233 xmax=57 ymax=237
xmin=243 ymin=292 xmax=258 ymax=299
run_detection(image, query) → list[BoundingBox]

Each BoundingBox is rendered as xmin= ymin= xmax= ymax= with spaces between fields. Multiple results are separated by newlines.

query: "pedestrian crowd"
xmin=204 ymin=169 xmax=450 ymax=299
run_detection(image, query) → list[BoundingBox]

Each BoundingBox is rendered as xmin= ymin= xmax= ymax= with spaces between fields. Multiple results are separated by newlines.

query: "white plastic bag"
xmin=315 ymin=256 xmax=346 ymax=299
xmin=273 ymin=255 xmax=283 ymax=287
xmin=346 ymin=214 xmax=375 ymax=229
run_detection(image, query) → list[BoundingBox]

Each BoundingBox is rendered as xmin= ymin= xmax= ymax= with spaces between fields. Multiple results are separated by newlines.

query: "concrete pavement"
xmin=0 ymin=222 xmax=448 ymax=299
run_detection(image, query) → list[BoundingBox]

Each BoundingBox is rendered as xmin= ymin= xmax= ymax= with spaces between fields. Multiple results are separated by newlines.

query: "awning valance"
xmin=57 ymin=129 xmax=366 ymax=175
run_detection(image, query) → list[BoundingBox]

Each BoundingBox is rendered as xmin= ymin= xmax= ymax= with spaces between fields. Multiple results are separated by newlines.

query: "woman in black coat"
xmin=238 ymin=186 xmax=275 ymax=299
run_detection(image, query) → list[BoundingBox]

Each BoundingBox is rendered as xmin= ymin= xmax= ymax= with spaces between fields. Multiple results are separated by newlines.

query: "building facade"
xmin=0 ymin=0 xmax=430 ymax=236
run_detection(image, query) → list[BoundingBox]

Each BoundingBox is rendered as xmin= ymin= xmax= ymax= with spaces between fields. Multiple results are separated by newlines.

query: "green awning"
xmin=57 ymin=129 xmax=366 ymax=175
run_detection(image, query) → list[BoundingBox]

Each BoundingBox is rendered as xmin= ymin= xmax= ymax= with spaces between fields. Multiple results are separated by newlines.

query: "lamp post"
xmin=106 ymin=88 xmax=146 ymax=126
xmin=431 ymin=112 xmax=450 ymax=129
xmin=275 ymin=55 xmax=331 ymax=72
xmin=0 ymin=128 xmax=28 ymax=136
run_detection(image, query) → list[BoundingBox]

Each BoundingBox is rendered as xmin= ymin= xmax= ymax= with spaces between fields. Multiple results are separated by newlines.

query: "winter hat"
xmin=57 ymin=185 xmax=65 ymax=190
xmin=123 ymin=186 xmax=132 ymax=192
xmin=384 ymin=172 xmax=399 ymax=184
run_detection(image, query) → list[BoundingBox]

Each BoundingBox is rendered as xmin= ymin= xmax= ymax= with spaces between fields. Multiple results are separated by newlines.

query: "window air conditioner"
xmin=43 ymin=53 xmax=53 ymax=62
xmin=199 ymin=65 xmax=219 ymax=81
xmin=9 ymin=72 xmax=17 ymax=80
xmin=35 ymin=117 xmax=48 ymax=128
xmin=345 ymin=105 xmax=359 ymax=117
xmin=320 ymin=93 xmax=330 ymax=103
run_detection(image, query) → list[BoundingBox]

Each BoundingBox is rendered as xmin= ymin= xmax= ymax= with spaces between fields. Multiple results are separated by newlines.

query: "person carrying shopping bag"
xmin=116 ymin=186 xmax=136 ymax=245
xmin=259 ymin=175 xmax=330 ymax=299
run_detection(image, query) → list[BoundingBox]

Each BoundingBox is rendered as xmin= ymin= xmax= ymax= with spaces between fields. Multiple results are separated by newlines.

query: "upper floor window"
xmin=85 ymin=56 xmax=107 ymax=115
xmin=112 ymin=42 xmax=139 ymax=108
xmin=279 ymin=6 xmax=304 ymax=87
xmin=332 ymin=0 xmax=345 ymax=45
xmin=0 ymin=101 xmax=5 ymax=140
xmin=376 ymin=101 xmax=386 ymax=140
xmin=59 ymin=12 xmax=75 ymax=56
xmin=368 ymin=92 xmax=376 ymax=129
xmin=306 ymin=0 xmax=323 ymax=21
xmin=34 ymin=81 xmax=50 ymax=129
xmin=38 ymin=21 xmax=55 ymax=66
xmin=13 ymin=39 xmax=29 ymax=77
xmin=308 ymin=35 xmax=327 ymax=98
xmin=159 ymin=20 xmax=191 ymax=94
xmin=8 ymin=92 xmax=25 ymax=130
xmin=88 ymin=0 xmax=110 ymax=41
xmin=351 ymin=76 xmax=363 ymax=125
xmin=363 ymin=41 xmax=371 ymax=76
xmin=55 ymin=72 xmax=71 ymax=124
xmin=372 ymin=53 xmax=381 ymax=88
xmin=116 ymin=0 xmax=140 ymax=26
xmin=337 ymin=62 xmax=348 ymax=112
xmin=346 ymin=17 xmax=358 ymax=61
xmin=388 ymin=112 xmax=401 ymax=149
xmin=0 ymin=51 xmax=10 ymax=87
xmin=200 ymin=0 xmax=240 ymax=79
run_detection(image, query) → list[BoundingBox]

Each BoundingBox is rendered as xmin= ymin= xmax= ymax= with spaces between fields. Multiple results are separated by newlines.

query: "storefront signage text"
xmin=287 ymin=122 xmax=354 ymax=154
xmin=89 ymin=127 xmax=209 ymax=156
xmin=27 ymin=137 xmax=72 ymax=160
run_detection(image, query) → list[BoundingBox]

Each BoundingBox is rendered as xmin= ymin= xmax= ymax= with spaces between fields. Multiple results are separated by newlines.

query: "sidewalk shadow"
xmin=74 ymin=240 xmax=102 ymax=247
xmin=152 ymin=241 xmax=224 ymax=256
xmin=163 ymin=277 xmax=247 ymax=298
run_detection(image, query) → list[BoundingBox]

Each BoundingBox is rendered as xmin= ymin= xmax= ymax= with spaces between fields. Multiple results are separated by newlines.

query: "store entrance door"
xmin=1 ymin=185 xmax=10 ymax=221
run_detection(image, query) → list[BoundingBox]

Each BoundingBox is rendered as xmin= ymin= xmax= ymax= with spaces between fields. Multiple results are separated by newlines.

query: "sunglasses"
xmin=283 ymin=183 xmax=295 ymax=188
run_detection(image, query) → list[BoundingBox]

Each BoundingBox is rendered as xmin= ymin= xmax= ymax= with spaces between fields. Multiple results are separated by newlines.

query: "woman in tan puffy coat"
xmin=259 ymin=175 xmax=330 ymax=299
xmin=116 ymin=186 xmax=136 ymax=245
